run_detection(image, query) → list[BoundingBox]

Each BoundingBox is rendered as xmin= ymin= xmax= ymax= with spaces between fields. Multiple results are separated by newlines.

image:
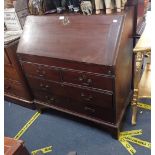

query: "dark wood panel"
xmin=17 ymin=15 xmax=123 ymax=66
xmin=21 ymin=62 xmax=61 ymax=82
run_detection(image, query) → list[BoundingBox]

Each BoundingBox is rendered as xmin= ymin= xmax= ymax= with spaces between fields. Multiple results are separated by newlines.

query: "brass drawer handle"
xmin=39 ymin=74 xmax=44 ymax=77
xmin=84 ymin=106 xmax=95 ymax=113
xmin=87 ymin=78 xmax=92 ymax=84
xmin=36 ymin=68 xmax=46 ymax=77
xmin=78 ymin=75 xmax=92 ymax=86
xmin=45 ymin=96 xmax=55 ymax=102
xmin=40 ymin=83 xmax=49 ymax=89
xmin=79 ymin=76 xmax=83 ymax=81
xmin=81 ymin=93 xmax=93 ymax=101
xmin=36 ymin=69 xmax=40 ymax=73
xmin=78 ymin=75 xmax=86 ymax=81
xmin=45 ymin=85 xmax=49 ymax=88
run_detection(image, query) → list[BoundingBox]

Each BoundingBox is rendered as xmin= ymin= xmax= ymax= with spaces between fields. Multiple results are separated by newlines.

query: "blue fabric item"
xmin=4 ymin=99 xmax=151 ymax=155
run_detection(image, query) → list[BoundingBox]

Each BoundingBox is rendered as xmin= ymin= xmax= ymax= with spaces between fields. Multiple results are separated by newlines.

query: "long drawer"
xmin=21 ymin=62 xmax=61 ymax=82
xmin=62 ymin=69 xmax=113 ymax=91
xmin=4 ymin=79 xmax=30 ymax=99
xmin=27 ymin=76 xmax=113 ymax=109
xmin=33 ymin=90 xmax=114 ymax=123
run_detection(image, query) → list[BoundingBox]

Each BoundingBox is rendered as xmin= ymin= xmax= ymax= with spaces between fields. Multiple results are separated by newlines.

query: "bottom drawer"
xmin=4 ymin=79 xmax=30 ymax=99
xmin=33 ymin=90 xmax=114 ymax=123
xmin=72 ymin=101 xmax=114 ymax=123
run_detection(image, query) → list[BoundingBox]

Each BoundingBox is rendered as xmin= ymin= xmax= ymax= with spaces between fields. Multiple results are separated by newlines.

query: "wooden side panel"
xmin=114 ymin=7 xmax=135 ymax=123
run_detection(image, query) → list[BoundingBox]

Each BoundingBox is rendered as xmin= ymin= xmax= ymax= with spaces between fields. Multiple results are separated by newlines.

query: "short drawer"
xmin=63 ymin=84 xmax=113 ymax=109
xmin=5 ymin=66 xmax=21 ymax=81
xmin=27 ymin=76 xmax=65 ymax=96
xmin=4 ymin=79 xmax=30 ymax=99
xmin=62 ymin=69 xmax=113 ymax=91
xmin=21 ymin=62 xmax=61 ymax=82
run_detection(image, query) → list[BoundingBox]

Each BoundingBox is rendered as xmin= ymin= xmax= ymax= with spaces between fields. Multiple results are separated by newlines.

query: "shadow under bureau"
xmin=17 ymin=7 xmax=134 ymax=139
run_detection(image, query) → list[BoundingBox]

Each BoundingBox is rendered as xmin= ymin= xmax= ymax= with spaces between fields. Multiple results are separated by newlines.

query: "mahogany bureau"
xmin=4 ymin=39 xmax=34 ymax=108
xmin=17 ymin=6 xmax=134 ymax=138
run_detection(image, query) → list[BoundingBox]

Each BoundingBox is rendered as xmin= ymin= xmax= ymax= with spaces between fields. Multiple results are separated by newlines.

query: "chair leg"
xmin=132 ymin=103 xmax=138 ymax=125
xmin=131 ymin=88 xmax=139 ymax=125
xmin=131 ymin=51 xmax=143 ymax=125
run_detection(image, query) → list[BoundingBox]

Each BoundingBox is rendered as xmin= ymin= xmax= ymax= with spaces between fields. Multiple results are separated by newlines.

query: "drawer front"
xmin=62 ymin=69 xmax=113 ymax=91
xmin=21 ymin=62 xmax=61 ymax=82
xmin=5 ymin=66 xmax=21 ymax=81
xmin=63 ymin=84 xmax=113 ymax=109
xmin=4 ymin=79 xmax=30 ymax=99
xmin=27 ymin=77 xmax=65 ymax=96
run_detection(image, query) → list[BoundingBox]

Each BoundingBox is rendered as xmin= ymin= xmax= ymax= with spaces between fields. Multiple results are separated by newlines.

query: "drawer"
xmin=4 ymin=79 xmax=30 ymax=99
xmin=21 ymin=62 xmax=61 ymax=82
xmin=72 ymin=101 xmax=114 ymax=123
xmin=27 ymin=76 xmax=65 ymax=96
xmin=63 ymin=84 xmax=113 ymax=109
xmin=5 ymin=66 xmax=21 ymax=81
xmin=82 ymin=103 xmax=114 ymax=122
xmin=62 ymin=69 xmax=113 ymax=91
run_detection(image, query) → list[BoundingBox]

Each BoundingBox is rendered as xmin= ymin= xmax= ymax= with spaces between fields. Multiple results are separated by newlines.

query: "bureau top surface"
xmin=17 ymin=15 xmax=124 ymax=66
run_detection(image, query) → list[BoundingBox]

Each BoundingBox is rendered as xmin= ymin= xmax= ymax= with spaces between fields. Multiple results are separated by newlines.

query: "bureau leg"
xmin=37 ymin=108 xmax=43 ymax=114
xmin=111 ymin=127 xmax=120 ymax=140
xmin=131 ymin=103 xmax=137 ymax=125
xmin=131 ymin=89 xmax=139 ymax=125
xmin=35 ymin=104 xmax=43 ymax=114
